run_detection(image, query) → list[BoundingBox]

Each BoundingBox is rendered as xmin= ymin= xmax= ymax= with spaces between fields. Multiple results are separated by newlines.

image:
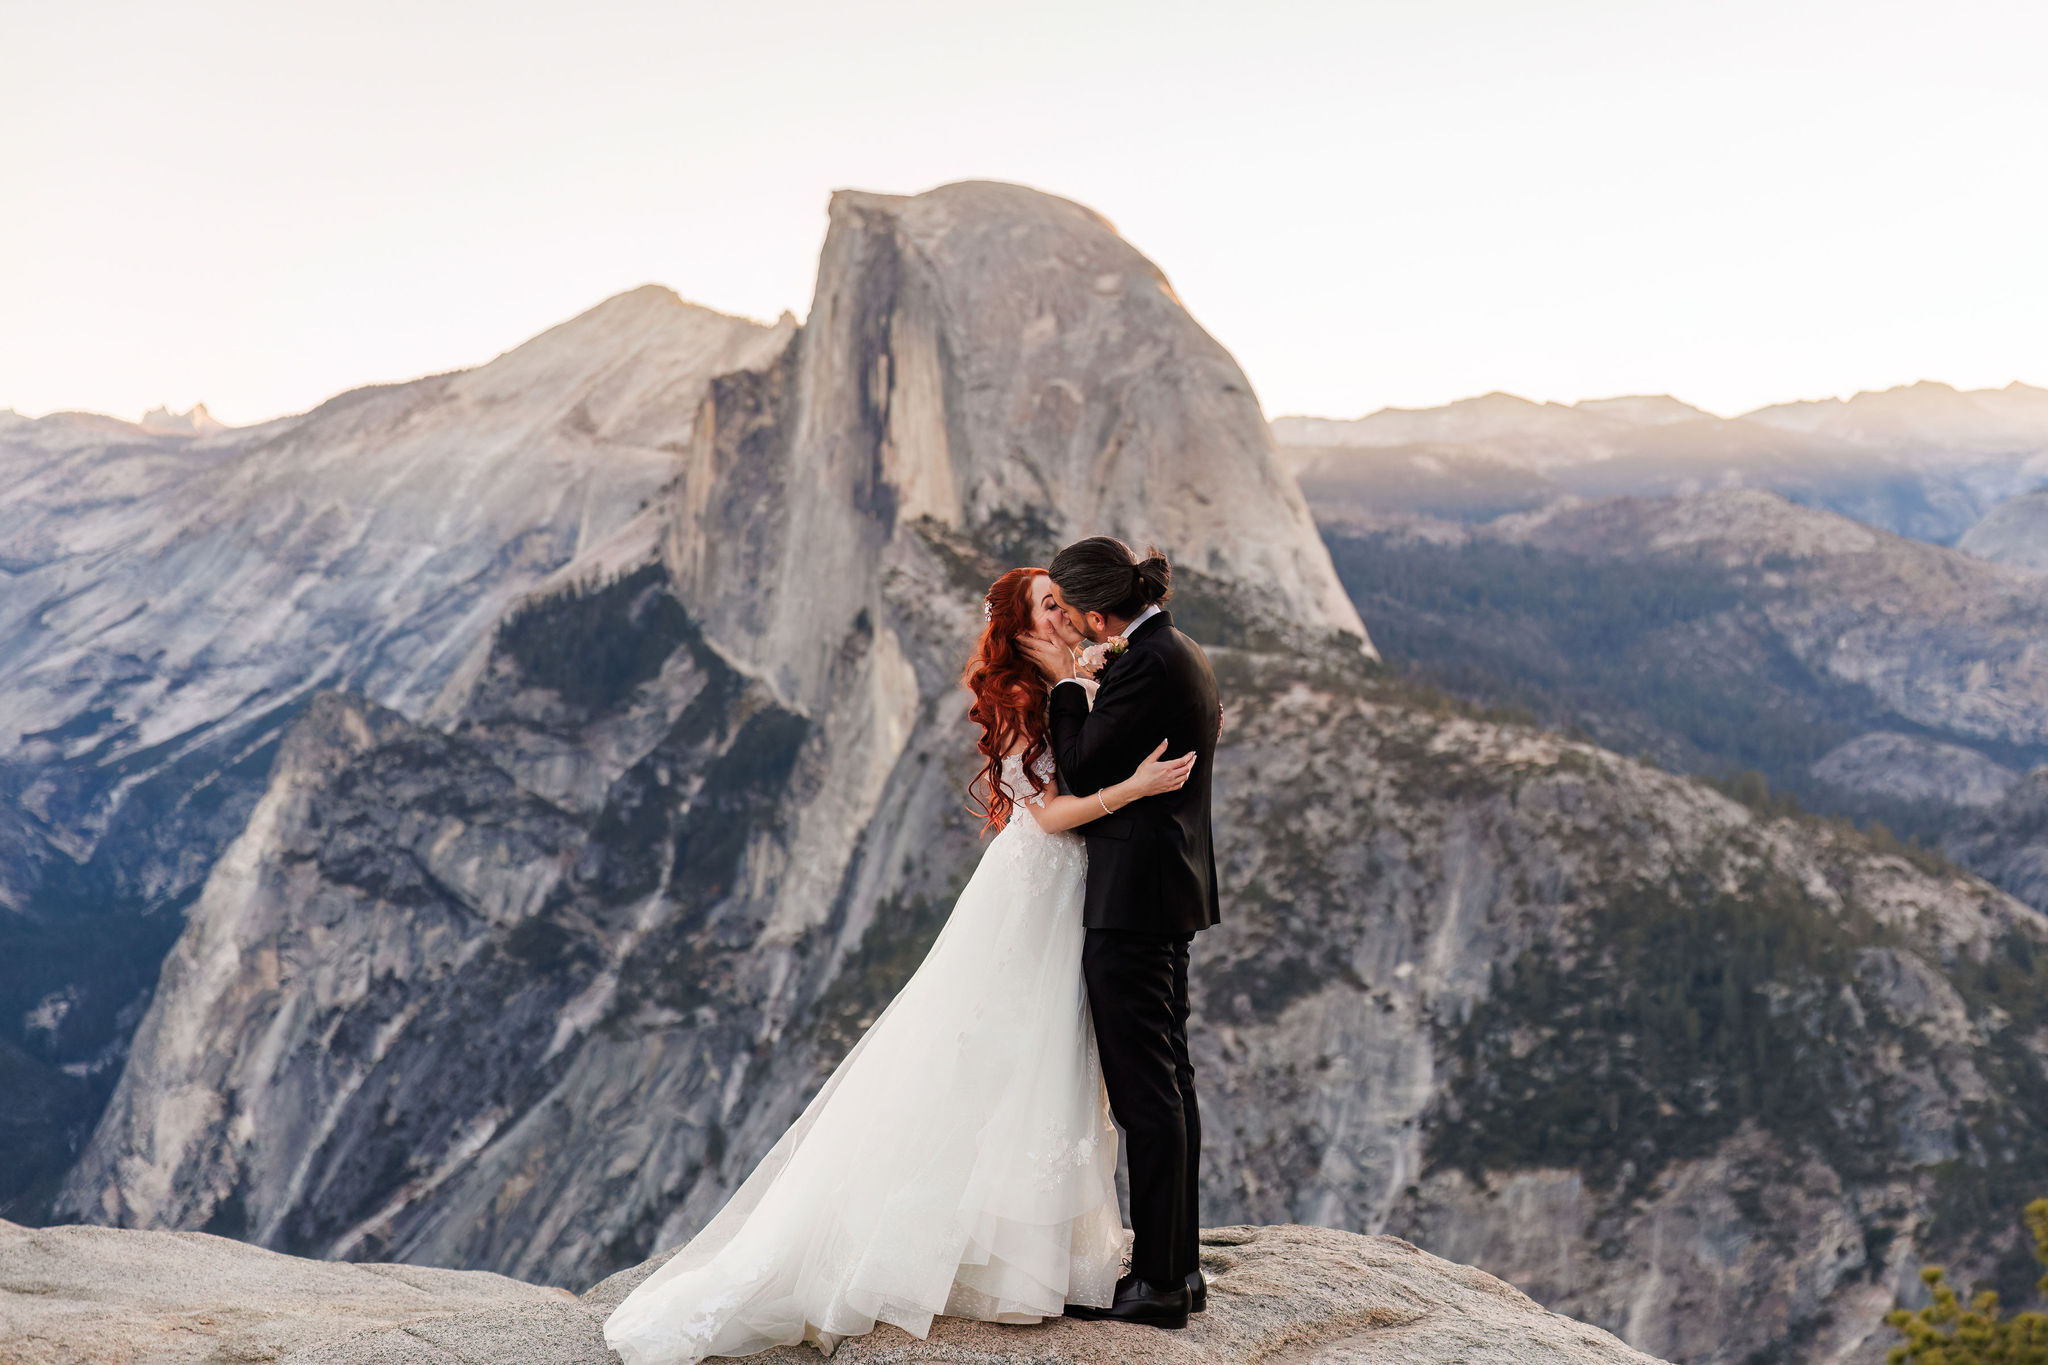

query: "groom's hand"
xmin=1015 ymin=634 xmax=1078 ymax=682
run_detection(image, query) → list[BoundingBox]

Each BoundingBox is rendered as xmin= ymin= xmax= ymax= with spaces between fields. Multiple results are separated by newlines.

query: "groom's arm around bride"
xmin=1036 ymin=545 xmax=1222 ymax=941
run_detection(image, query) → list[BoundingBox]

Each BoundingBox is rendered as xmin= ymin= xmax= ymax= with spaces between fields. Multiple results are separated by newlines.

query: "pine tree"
xmin=1885 ymin=1199 xmax=2048 ymax=1364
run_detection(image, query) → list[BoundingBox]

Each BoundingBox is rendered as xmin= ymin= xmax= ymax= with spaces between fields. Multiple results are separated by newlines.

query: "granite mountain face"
xmin=1205 ymin=660 xmax=2048 ymax=1365
xmin=0 ymin=292 xmax=791 ymax=1220
xmin=23 ymin=183 xmax=2048 ymax=1365
xmin=56 ymin=180 xmax=1371 ymax=1274
xmin=0 ymin=288 xmax=790 ymax=895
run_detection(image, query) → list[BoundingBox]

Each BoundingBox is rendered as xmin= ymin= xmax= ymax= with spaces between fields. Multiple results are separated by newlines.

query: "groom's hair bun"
xmin=1049 ymin=536 xmax=1172 ymax=619
xmin=1133 ymin=550 xmax=1171 ymax=607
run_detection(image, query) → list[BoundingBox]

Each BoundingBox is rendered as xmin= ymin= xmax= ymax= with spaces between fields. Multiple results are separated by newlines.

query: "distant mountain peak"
xmin=1743 ymin=376 xmax=2048 ymax=447
xmin=505 ymin=285 xmax=779 ymax=354
xmin=571 ymin=282 xmax=775 ymax=327
xmin=833 ymin=180 xmax=1128 ymax=242
xmin=137 ymin=403 xmax=224 ymax=436
xmin=1573 ymin=395 xmax=1712 ymax=426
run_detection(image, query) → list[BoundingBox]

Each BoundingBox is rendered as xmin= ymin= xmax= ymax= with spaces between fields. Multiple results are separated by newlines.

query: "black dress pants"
xmin=1081 ymin=927 xmax=1200 ymax=1288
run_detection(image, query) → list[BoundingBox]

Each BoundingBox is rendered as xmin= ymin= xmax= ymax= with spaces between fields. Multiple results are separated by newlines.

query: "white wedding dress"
xmin=603 ymin=749 xmax=1126 ymax=1365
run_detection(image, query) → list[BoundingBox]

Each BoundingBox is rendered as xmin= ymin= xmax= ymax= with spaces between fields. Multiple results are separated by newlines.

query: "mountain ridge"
xmin=1274 ymin=380 xmax=2048 ymax=543
xmin=1276 ymin=378 xmax=2048 ymax=444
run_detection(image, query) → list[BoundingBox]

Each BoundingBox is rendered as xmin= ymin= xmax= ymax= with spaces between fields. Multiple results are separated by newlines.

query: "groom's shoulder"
xmin=1149 ymin=617 xmax=1205 ymax=657
xmin=1156 ymin=622 xmax=1217 ymax=681
xmin=1141 ymin=622 xmax=1211 ymax=680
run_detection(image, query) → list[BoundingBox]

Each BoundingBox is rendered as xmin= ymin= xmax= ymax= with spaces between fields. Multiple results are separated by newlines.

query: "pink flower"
xmin=1074 ymin=636 xmax=1129 ymax=680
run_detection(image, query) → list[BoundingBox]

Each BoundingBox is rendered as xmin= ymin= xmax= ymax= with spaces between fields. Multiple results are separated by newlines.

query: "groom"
xmin=1020 ymin=535 xmax=1221 ymax=1331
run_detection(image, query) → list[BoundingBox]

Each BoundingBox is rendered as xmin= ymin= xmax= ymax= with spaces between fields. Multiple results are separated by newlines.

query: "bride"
xmin=603 ymin=567 xmax=1197 ymax=1365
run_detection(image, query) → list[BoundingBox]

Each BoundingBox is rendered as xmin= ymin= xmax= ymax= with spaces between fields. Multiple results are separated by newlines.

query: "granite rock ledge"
xmin=1 ymin=1222 xmax=1665 ymax=1365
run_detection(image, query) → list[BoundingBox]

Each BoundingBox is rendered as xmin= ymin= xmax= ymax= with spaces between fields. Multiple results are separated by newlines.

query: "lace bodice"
xmin=999 ymin=749 xmax=1058 ymax=820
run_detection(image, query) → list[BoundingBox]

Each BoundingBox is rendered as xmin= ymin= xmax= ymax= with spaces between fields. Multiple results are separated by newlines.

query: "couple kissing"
xmin=606 ymin=535 xmax=1222 ymax=1364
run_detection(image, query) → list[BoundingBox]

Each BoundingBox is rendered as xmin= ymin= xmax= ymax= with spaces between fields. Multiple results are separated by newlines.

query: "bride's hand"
xmin=1014 ymin=633 xmax=1078 ymax=682
xmin=1124 ymin=738 xmax=1196 ymax=801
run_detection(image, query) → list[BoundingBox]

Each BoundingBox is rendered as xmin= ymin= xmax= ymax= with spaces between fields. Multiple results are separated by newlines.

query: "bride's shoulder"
xmin=997 ymin=742 xmax=1055 ymax=777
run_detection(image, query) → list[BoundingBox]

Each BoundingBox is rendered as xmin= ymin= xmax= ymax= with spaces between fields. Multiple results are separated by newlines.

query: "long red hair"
xmin=963 ymin=567 xmax=1053 ymax=834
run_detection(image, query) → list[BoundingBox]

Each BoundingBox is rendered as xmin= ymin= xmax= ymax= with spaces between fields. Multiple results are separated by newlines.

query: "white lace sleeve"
xmin=999 ymin=750 xmax=1058 ymax=810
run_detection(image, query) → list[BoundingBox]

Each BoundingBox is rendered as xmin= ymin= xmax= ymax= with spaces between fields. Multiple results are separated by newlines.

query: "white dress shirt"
xmin=1055 ymin=603 xmax=1162 ymax=694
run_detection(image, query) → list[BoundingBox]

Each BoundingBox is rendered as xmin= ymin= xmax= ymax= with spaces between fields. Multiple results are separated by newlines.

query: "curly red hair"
xmin=963 ymin=567 xmax=1053 ymax=834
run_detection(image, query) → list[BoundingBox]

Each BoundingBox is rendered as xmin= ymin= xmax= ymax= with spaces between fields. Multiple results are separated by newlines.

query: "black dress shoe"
xmin=1187 ymin=1268 xmax=1207 ymax=1313
xmin=1065 ymin=1274 xmax=1192 ymax=1328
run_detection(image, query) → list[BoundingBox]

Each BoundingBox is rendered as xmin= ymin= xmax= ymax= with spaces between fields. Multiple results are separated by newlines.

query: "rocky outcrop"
xmin=1 ymin=1220 xmax=1665 ymax=1365
xmin=1811 ymin=732 xmax=2022 ymax=809
xmin=0 ymin=289 xmax=790 ymax=1219
xmin=0 ymin=1216 xmax=570 ymax=1365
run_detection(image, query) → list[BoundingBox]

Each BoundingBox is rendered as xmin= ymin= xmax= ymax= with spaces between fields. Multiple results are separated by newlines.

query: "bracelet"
xmin=1098 ymin=791 xmax=1115 ymax=816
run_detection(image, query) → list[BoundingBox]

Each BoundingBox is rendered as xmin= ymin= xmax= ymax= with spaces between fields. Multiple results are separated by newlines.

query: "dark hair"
xmin=1047 ymin=536 xmax=1171 ymax=620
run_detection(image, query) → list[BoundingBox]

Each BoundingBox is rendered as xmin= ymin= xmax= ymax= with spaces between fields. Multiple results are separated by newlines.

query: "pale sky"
xmin=5 ymin=0 xmax=2045 ymax=428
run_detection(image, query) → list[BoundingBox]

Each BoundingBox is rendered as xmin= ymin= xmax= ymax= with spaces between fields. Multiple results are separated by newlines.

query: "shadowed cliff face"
xmin=49 ymin=183 xmax=2048 ymax=1365
xmin=0 ymin=290 xmax=791 ymax=1222
xmin=0 ymin=289 xmax=792 ymax=892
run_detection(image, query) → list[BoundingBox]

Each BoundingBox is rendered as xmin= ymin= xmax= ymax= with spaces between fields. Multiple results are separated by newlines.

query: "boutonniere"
xmin=1074 ymin=636 xmax=1129 ymax=680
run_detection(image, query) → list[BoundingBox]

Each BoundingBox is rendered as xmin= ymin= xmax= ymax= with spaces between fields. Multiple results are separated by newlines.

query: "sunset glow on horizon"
xmin=5 ymin=0 xmax=2046 ymax=428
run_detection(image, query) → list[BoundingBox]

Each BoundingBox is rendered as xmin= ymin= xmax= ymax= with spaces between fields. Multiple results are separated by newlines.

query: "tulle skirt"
xmin=602 ymin=811 xmax=1124 ymax=1364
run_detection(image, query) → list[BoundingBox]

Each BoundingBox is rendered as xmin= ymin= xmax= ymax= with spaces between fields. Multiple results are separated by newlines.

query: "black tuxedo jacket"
xmin=1048 ymin=609 xmax=1222 ymax=936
